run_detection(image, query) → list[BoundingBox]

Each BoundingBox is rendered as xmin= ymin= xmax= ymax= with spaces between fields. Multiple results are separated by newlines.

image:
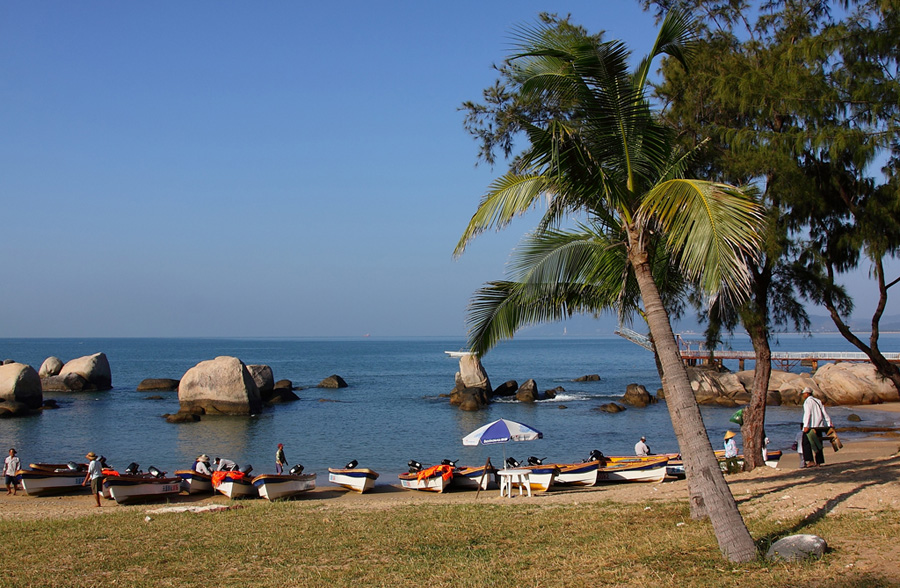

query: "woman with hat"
xmin=193 ymin=454 xmax=212 ymax=476
xmin=723 ymin=431 xmax=739 ymax=474
xmin=81 ymin=452 xmax=104 ymax=507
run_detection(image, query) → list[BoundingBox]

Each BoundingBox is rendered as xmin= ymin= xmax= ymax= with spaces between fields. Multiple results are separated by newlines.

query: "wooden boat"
xmin=252 ymin=473 xmax=317 ymax=500
xmin=175 ymin=469 xmax=213 ymax=494
xmin=553 ymin=461 xmax=599 ymax=486
xmin=16 ymin=464 xmax=88 ymax=497
xmin=398 ymin=464 xmax=454 ymax=493
xmin=449 ymin=464 xmax=497 ymax=491
xmin=510 ymin=464 xmax=559 ymax=492
xmin=211 ymin=471 xmax=257 ymax=499
xmin=596 ymin=455 xmax=669 ymax=483
xmin=102 ymin=474 xmax=182 ymax=505
xmin=328 ymin=467 xmax=379 ymax=493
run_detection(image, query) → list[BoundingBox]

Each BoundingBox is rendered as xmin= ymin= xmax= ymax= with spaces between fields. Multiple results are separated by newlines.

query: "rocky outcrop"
xmin=450 ymin=386 xmax=490 ymax=411
xmin=492 ymin=380 xmax=518 ymax=397
xmin=574 ymin=374 xmax=601 ymax=381
xmin=59 ymin=353 xmax=112 ymax=390
xmin=596 ymin=402 xmax=626 ymax=413
xmin=0 ymin=363 xmax=42 ymax=410
xmin=39 ymin=357 xmax=63 ymax=378
xmin=178 ymin=356 xmax=262 ymax=416
xmin=137 ymin=378 xmax=180 ymax=391
xmin=544 ymin=386 xmax=565 ymax=399
xmin=622 ymin=383 xmax=656 ymax=407
xmin=447 ymin=354 xmax=492 ymax=411
xmin=688 ymin=362 xmax=899 ymax=406
xmin=247 ymin=365 xmax=275 ymax=394
xmin=515 ymin=379 xmax=539 ymax=402
xmin=41 ymin=373 xmax=91 ymax=392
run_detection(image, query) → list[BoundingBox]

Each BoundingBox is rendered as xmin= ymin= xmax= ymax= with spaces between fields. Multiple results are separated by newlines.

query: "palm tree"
xmin=455 ymin=11 xmax=763 ymax=562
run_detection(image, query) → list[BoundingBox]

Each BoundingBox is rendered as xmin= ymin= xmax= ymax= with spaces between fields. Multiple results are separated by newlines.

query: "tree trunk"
xmin=741 ymin=322 xmax=770 ymax=470
xmin=628 ymin=238 xmax=757 ymax=563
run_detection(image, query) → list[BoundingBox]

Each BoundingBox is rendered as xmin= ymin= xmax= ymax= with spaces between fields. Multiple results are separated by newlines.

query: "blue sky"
xmin=0 ymin=2 xmax=893 ymax=338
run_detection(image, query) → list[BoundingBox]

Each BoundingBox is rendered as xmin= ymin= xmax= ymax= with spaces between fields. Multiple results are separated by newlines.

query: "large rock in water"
xmin=39 ymin=357 xmax=63 ymax=378
xmin=247 ymin=365 xmax=275 ymax=394
xmin=458 ymin=354 xmax=491 ymax=393
xmin=516 ymin=379 xmax=539 ymax=402
xmin=813 ymin=362 xmax=900 ymax=405
xmin=60 ymin=353 xmax=112 ymax=390
xmin=178 ymin=356 xmax=262 ymax=415
xmin=0 ymin=363 xmax=42 ymax=410
xmin=622 ymin=383 xmax=655 ymax=407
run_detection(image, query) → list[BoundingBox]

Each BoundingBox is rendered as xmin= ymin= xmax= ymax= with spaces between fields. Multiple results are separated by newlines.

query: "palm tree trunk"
xmin=629 ymin=239 xmax=757 ymax=563
xmin=741 ymin=322 xmax=770 ymax=470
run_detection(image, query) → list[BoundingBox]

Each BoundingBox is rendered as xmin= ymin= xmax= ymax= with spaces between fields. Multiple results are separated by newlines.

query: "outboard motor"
xmin=440 ymin=459 xmax=458 ymax=467
xmin=407 ymin=459 xmax=423 ymax=473
xmin=125 ymin=462 xmax=141 ymax=475
xmin=67 ymin=461 xmax=80 ymax=471
xmin=505 ymin=457 xmax=520 ymax=469
xmin=148 ymin=466 xmax=164 ymax=478
xmin=345 ymin=460 xmax=358 ymax=469
xmin=240 ymin=464 xmax=253 ymax=475
xmin=588 ymin=449 xmax=605 ymax=462
xmin=289 ymin=464 xmax=305 ymax=475
xmin=99 ymin=456 xmax=110 ymax=469
xmin=526 ymin=456 xmax=545 ymax=466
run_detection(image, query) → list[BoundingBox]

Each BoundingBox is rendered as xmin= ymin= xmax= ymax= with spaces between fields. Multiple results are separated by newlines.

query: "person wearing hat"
xmin=4 ymin=448 xmax=21 ymax=495
xmin=81 ymin=452 xmax=104 ymax=507
xmin=634 ymin=436 xmax=651 ymax=457
xmin=193 ymin=454 xmax=212 ymax=476
xmin=275 ymin=443 xmax=288 ymax=475
xmin=801 ymin=387 xmax=832 ymax=467
xmin=723 ymin=431 xmax=739 ymax=474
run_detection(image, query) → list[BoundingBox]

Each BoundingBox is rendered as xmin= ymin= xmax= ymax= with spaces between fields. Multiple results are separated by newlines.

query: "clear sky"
xmin=0 ymin=2 xmax=893 ymax=338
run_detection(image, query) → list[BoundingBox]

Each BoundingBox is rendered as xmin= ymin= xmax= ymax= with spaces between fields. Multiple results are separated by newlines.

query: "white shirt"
xmin=87 ymin=459 xmax=103 ymax=479
xmin=216 ymin=459 xmax=237 ymax=471
xmin=634 ymin=441 xmax=650 ymax=456
xmin=4 ymin=455 xmax=20 ymax=476
xmin=802 ymin=395 xmax=832 ymax=429
xmin=194 ymin=461 xmax=212 ymax=475
xmin=724 ymin=438 xmax=738 ymax=458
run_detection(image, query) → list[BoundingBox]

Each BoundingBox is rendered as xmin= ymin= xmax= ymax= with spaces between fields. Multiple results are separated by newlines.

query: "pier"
xmin=614 ymin=326 xmax=900 ymax=372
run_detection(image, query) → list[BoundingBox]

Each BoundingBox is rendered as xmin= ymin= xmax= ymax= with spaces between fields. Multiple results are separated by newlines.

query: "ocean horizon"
xmin=2 ymin=333 xmax=898 ymax=485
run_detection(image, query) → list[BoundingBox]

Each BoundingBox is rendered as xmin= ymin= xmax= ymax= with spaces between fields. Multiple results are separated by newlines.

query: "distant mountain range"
xmin=514 ymin=313 xmax=900 ymax=338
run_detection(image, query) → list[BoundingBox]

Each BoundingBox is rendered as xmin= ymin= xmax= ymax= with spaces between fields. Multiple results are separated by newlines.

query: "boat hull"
xmin=398 ymin=472 xmax=451 ymax=493
xmin=252 ymin=473 xmax=317 ymax=500
xmin=175 ymin=470 xmax=213 ymax=494
xmin=596 ymin=456 xmax=669 ymax=484
xmin=16 ymin=469 xmax=87 ymax=497
xmin=212 ymin=472 xmax=257 ymax=499
xmin=449 ymin=465 xmax=497 ymax=490
xmin=553 ymin=461 xmax=599 ymax=486
xmin=328 ymin=468 xmax=379 ymax=493
xmin=103 ymin=476 xmax=182 ymax=505
xmin=514 ymin=465 xmax=558 ymax=492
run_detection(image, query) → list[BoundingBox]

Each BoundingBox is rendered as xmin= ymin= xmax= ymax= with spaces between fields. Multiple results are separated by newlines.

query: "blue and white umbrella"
xmin=462 ymin=419 xmax=543 ymax=466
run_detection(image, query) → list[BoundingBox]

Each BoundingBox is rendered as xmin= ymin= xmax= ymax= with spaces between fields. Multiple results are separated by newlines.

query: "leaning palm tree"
xmin=455 ymin=12 xmax=763 ymax=562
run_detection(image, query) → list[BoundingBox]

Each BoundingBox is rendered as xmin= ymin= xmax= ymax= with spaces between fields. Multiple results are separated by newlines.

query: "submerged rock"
xmin=137 ymin=378 xmax=180 ymax=391
xmin=318 ymin=374 xmax=348 ymax=389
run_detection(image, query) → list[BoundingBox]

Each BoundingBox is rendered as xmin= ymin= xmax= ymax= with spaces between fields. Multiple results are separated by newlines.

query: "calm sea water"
xmin=1 ymin=334 xmax=897 ymax=484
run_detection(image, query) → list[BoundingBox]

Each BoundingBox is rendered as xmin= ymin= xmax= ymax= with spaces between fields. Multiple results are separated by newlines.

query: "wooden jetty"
xmin=614 ymin=327 xmax=900 ymax=372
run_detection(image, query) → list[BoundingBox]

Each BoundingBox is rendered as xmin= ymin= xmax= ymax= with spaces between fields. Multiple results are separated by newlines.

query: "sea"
xmin=1 ymin=334 xmax=898 ymax=484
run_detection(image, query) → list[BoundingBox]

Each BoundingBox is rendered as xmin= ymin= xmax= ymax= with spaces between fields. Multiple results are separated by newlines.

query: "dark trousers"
xmin=801 ymin=428 xmax=827 ymax=465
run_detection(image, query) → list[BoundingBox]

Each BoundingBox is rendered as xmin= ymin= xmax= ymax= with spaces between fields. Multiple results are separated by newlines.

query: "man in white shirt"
xmin=634 ymin=436 xmax=650 ymax=456
xmin=801 ymin=387 xmax=832 ymax=467
xmin=4 ymin=448 xmax=21 ymax=495
xmin=194 ymin=454 xmax=212 ymax=475
xmin=214 ymin=457 xmax=238 ymax=472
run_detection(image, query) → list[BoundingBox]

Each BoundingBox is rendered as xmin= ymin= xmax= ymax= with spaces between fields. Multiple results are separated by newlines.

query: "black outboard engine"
xmin=440 ymin=459 xmax=458 ymax=467
xmin=408 ymin=459 xmax=423 ymax=473
xmin=148 ymin=466 xmax=164 ymax=478
xmin=588 ymin=449 xmax=605 ymax=462
xmin=527 ymin=456 xmax=545 ymax=466
xmin=345 ymin=460 xmax=358 ymax=469
xmin=125 ymin=462 xmax=141 ymax=475
xmin=289 ymin=464 xmax=305 ymax=475
xmin=99 ymin=456 xmax=110 ymax=469
xmin=240 ymin=464 xmax=253 ymax=475
xmin=505 ymin=457 xmax=520 ymax=469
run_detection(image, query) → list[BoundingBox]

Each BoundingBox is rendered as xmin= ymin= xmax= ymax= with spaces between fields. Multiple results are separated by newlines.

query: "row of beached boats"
xmin=13 ymin=449 xmax=782 ymax=502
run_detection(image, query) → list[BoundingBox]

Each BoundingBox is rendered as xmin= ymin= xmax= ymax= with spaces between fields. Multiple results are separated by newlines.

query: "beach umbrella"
xmin=462 ymin=418 xmax=543 ymax=467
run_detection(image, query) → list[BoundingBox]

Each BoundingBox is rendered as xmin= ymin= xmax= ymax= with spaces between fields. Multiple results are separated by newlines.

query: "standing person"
xmin=275 ymin=443 xmax=287 ymax=474
xmin=4 ymin=448 xmax=21 ymax=495
xmin=81 ymin=452 xmax=104 ymax=507
xmin=634 ymin=436 xmax=650 ymax=456
xmin=723 ymin=431 xmax=739 ymax=474
xmin=801 ymin=387 xmax=832 ymax=467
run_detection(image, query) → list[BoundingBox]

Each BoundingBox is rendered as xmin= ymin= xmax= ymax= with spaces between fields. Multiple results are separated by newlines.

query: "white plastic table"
xmin=497 ymin=468 xmax=532 ymax=497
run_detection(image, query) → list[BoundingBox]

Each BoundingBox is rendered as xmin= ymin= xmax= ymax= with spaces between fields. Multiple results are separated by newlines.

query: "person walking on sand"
xmin=634 ymin=436 xmax=650 ymax=456
xmin=4 ymin=448 xmax=21 ymax=495
xmin=81 ymin=452 xmax=104 ymax=507
xmin=801 ymin=387 xmax=832 ymax=467
xmin=275 ymin=443 xmax=287 ymax=474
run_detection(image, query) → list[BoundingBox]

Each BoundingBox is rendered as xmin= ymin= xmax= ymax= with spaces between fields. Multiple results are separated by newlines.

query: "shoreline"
xmin=4 ymin=436 xmax=898 ymax=523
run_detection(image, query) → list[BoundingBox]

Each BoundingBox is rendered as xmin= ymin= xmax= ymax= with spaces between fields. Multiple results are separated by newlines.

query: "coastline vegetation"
xmin=1 ymin=499 xmax=895 ymax=587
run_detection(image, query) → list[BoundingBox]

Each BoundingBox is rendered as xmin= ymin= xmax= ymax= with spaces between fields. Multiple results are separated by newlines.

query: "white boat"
xmin=212 ymin=471 xmax=257 ymax=499
xmin=175 ymin=469 xmax=213 ymax=494
xmin=102 ymin=475 xmax=182 ymax=505
xmin=398 ymin=465 xmax=454 ymax=493
xmin=449 ymin=464 xmax=497 ymax=490
xmin=596 ymin=456 xmax=669 ymax=483
xmin=328 ymin=467 xmax=379 ymax=493
xmin=252 ymin=473 xmax=317 ymax=500
xmin=16 ymin=464 xmax=87 ymax=497
xmin=553 ymin=461 xmax=599 ymax=486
